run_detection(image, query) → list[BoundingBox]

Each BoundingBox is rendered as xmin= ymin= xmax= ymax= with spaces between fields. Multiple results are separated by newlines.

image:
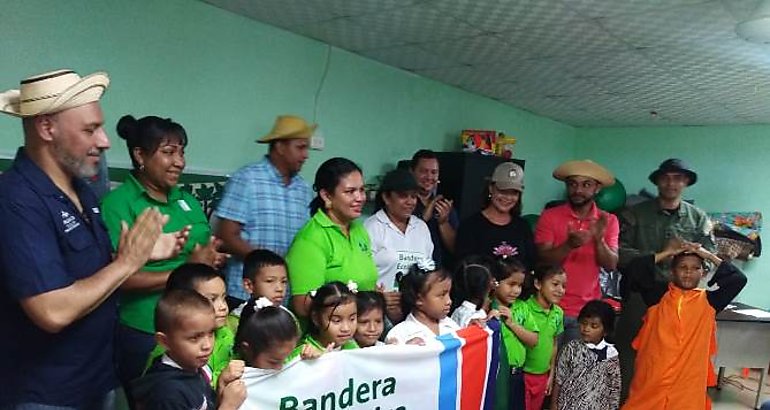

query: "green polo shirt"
xmin=619 ymin=199 xmax=716 ymax=281
xmin=502 ymin=299 xmax=539 ymax=368
xmin=286 ymin=210 xmax=378 ymax=295
xmin=522 ymin=296 xmax=563 ymax=375
xmin=101 ymin=173 xmax=211 ymax=333
xmin=490 ymin=298 xmax=540 ymax=410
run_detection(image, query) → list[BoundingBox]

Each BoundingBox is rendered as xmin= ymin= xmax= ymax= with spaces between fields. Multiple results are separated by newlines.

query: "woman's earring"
xmin=139 ymin=164 xmax=145 ymax=171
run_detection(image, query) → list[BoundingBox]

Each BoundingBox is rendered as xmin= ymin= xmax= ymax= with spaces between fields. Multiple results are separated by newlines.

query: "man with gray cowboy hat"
xmin=615 ymin=158 xmax=716 ymax=400
xmin=0 ymin=69 xmax=186 ymax=409
xmin=215 ymin=114 xmax=314 ymax=304
xmin=534 ymin=160 xmax=620 ymax=343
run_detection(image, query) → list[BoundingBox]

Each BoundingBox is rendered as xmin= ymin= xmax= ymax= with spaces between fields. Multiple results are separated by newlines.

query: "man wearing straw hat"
xmin=215 ymin=115 xmax=313 ymax=304
xmin=534 ymin=160 xmax=620 ymax=343
xmin=0 ymin=69 xmax=181 ymax=409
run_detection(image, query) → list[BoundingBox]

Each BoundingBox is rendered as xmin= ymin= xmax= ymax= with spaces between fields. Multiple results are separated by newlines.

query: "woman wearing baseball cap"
xmin=455 ymin=162 xmax=536 ymax=270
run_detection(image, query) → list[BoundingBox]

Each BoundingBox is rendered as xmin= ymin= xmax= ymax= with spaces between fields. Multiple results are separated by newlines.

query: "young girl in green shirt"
xmin=293 ymin=281 xmax=360 ymax=357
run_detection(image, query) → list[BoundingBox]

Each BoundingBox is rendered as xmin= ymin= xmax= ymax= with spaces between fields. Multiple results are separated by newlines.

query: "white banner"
xmin=241 ymin=324 xmax=500 ymax=410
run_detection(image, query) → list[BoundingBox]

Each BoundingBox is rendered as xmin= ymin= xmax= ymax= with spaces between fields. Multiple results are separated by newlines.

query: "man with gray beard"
xmin=0 ymin=69 xmax=183 ymax=410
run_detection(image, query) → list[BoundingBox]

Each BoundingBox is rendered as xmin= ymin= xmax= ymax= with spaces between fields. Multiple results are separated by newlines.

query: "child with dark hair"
xmin=355 ymin=291 xmax=387 ymax=347
xmin=242 ymin=249 xmax=288 ymax=306
xmin=229 ymin=249 xmax=288 ymax=327
xmin=552 ymin=300 xmax=620 ymax=410
xmin=235 ymin=297 xmax=320 ymax=370
xmin=520 ymin=265 xmax=566 ymax=410
xmin=622 ymin=245 xmax=746 ymax=410
xmin=144 ymin=263 xmax=233 ymax=386
xmin=385 ymin=260 xmax=459 ymax=345
xmin=133 ymin=290 xmax=245 ymax=410
xmin=491 ymin=257 xmax=538 ymax=410
xmin=291 ymin=281 xmax=360 ymax=357
xmin=450 ymin=255 xmax=496 ymax=327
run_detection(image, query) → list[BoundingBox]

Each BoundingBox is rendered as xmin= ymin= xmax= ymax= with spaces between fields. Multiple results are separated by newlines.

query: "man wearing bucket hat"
xmin=534 ymin=160 xmax=619 ymax=343
xmin=615 ymin=158 xmax=715 ymax=400
xmin=215 ymin=114 xmax=314 ymax=303
xmin=0 ymin=69 xmax=179 ymax=408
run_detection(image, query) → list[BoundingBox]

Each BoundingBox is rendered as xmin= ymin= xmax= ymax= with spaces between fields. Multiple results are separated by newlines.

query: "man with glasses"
xmin=535 ymin=160 xmax=619 ymax=344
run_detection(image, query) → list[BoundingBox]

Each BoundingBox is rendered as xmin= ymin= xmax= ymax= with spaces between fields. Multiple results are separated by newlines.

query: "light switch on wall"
xmin=311 ymin=130 xmax=325 ymax=150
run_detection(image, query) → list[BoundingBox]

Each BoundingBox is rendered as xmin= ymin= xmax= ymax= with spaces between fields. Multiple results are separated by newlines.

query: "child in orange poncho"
xmin=622 ymin=245 xmax=746 ymax=410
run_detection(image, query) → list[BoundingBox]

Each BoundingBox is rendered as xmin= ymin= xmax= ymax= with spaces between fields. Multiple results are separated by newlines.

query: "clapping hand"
xmin=117 ymin=208 xmax=169 ymax=271
xmin=150 ymin=225 xmax=190 ymax=261
xmin=189 ymin=235 xmax=229 ymax=268
xmin=566 ymin=223 xmax=592 ymax=249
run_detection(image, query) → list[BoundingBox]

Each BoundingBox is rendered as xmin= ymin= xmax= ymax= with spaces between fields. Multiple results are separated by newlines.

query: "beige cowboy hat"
xmin=553 ymin=160 xmax=615 ymax=187
xmin=0 ymin=69 xmax=109 ymax=117
xmin=257 ymin=114 xmax=317 ymax=143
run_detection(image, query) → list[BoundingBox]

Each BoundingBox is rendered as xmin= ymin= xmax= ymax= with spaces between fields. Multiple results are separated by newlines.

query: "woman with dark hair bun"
xmin=100 ymin=115 xmax=227 ymax=391
xmin=286 ymin=157 xmax=377 ymax=318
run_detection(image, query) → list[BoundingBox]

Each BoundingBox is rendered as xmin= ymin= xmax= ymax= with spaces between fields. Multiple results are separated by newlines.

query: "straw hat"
xmin=257 ymin=115 xmax=316 ymax=143
xmin=553 ymin=160 xmax=615 ymax=186
xmin=0 ymin=69 xmax=109 ymax=117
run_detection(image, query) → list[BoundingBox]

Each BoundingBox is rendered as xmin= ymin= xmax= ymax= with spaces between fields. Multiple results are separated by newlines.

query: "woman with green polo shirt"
xmin=286 ymin=157 xmax=378 ymax=318
xmin=100 ymin=115 xmax=227 ymax=393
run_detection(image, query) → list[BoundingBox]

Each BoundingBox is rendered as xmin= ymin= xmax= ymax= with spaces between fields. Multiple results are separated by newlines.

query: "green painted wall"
xmin=576 ymin=125 xmax=770 ymax=309
xmin=4 ymin=0 xmax=762 ymax=307
xmin=0 ymin=0 xmax=576 ymax=214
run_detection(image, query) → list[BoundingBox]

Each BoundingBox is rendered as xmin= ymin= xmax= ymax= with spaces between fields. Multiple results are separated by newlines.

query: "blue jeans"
xmin=6 ymin=390 xmax=115 ymax=410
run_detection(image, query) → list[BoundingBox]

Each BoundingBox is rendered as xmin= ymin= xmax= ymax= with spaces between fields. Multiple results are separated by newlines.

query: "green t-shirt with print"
xmin=286 ymin=210 xmax=378 ymax=295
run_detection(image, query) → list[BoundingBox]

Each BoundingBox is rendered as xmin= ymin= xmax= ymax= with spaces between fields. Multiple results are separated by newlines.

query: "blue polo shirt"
xmin=0 ymin=148 xmax=117 ymax=407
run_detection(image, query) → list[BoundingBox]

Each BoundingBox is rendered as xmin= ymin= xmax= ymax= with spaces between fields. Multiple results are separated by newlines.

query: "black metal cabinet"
xmin=434 ymin=152 xmax=525 ymax=221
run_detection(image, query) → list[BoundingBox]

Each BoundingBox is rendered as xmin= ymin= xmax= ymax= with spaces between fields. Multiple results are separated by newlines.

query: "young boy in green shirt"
xmin=144 ymin=263 xmax=234 ymax=386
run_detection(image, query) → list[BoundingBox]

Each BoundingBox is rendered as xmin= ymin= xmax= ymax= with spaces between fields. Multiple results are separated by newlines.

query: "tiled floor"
xmin=712 ymin=369 xmax=769 ymax=409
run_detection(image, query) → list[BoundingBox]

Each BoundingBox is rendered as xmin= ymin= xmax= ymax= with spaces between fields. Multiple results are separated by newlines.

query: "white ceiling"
xmin=202 ymin=0 xmax=770 ymax=127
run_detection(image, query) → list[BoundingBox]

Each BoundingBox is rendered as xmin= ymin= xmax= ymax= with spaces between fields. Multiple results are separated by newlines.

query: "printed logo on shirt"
xmin=396 ymin=251 xmax=423 ymax=273
xmin=548 ymin=313 xmax=562 ymax=331
xmin=61 ymin=210 xmax=81 ymax=233
xmin=178 ymin=199 xmax=192 ymax=212
xmin=197 ymin=395 xmax=208 ymax=410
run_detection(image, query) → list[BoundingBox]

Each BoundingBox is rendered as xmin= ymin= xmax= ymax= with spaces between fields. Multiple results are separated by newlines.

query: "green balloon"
xmin=595 ymin=179 xmax=627 ymax=212
xmin=522 ymin=213 xmax=540 ymax=230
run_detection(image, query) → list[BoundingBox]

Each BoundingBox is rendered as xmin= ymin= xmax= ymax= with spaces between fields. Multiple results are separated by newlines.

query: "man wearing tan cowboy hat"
xmin=215 ymin=114 xmax=314 ymax=303
xmin=615 ymin=158 xmax=716 ymax=400
xmin=534 ymin=160 xmax=619 ymax=343
xmin=0 ymin=69 xmax=182 ymax=409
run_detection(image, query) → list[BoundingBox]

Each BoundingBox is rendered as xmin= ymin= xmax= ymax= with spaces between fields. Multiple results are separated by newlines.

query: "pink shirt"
xmin=534 ymin=203 xmax=619 ymax=317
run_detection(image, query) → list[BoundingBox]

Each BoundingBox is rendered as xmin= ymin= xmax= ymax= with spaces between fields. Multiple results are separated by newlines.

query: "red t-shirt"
xmin=534 ymin=203 xmax=619 ymax=317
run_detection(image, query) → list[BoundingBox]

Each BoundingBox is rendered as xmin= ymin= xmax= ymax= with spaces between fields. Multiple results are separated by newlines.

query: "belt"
xmin=511 ymin=367 xmax=523 ymax=375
